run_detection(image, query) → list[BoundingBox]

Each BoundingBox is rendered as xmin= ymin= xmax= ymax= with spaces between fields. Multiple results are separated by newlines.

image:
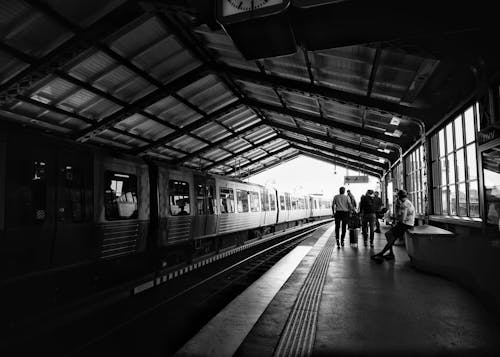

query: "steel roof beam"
xmin=224 ymin=144 xmax=294 ymax=175
xmin=217 ymin=64 xmax=431 ymax=121
xmin=292 ymin=145 xmax=382 ymax=178
xmin=244 ymin=98 xmax=401 ymax=145
xmin=203 ymin=134 xmax=280 ymax=171
xmin=171 ymin=121 xmax=264 ymax=165
xmin=264 ymin=120 xmax=394 ymax=161
xmin=278 ymin=133 xmax=387 ymax=170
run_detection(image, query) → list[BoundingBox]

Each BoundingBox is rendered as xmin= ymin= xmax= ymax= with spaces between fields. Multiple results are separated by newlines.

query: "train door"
xmin=51 ymin=148 xmax=93 ymax=266
xmin=205 ymin=178 xmax=217 ymax=236
xmin=193 ymin=175 xmax=207 ymax=238
xmin=3 ymin=138 xmax=56 ymax=278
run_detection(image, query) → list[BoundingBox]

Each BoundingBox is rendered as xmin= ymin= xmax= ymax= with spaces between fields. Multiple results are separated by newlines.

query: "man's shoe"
xmin=383 ymin=253 xmax=395 ymax=260
xmin=371 ymin=254 xmax=384 ymax=261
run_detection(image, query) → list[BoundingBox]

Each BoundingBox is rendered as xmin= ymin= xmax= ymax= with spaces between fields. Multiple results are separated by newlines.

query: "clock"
xmin=217 ymin=0 xmax=290 ymax=25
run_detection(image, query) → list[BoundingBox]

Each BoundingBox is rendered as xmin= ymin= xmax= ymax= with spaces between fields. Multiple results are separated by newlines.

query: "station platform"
xmin=175 ymin=223 xmax=500 ymax=356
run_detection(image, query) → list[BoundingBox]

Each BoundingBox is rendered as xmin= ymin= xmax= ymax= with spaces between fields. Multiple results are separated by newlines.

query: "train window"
xmin=207 ymin=185 xmax=215 ymax=215
xmin=169 ymin=180 xmax=190 ymax=216
xmin=291 ymin=197 xmax=297 ymax=210
xmin=249 ymin=191 xmax=260 ymax=212
xmin=105 ymin=171 xmax=138 ymax=220
xmin=279 ymin=195 xmax=285 ymax=210
xmin=431 ymin=104 xmax=479 ymax=217
xmin=62 ymin=165 xmax=86 ymax=222
xmin=285 ymin=193 xmax=291 ymax=210
xmin=261 ymin=189 xmax=269 ymax=211
xmin=196 ymin=184 xmax=205 ymax=215
xmin=236 ymin=190 xmax=249 ymax=213
xmin=298 ymin=198 xmax=305 ymax=210
xmin=269 ymin=193 xmax=276 ymax=211
xmin=314 ymin=200 xmax=318 ymax=209
xmin=220 ymin=187 xmax=235 ymax=213
xmin=32 ymin=161 xmax=47 ymax=222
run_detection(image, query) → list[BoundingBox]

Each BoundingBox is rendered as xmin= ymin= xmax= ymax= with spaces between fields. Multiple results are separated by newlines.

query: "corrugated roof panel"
xmin=265 ymin=112 xmax=296 ymax=127
xmin=147 ymin=96 xmax=202 ymax=128
xmin=69 ymin=51 xmax=116 ymax=82
xmin=311 ymin=46 xmax=374 ymax=96
xmin=44 ymin=0 xmax=127 ymax=27
xmin=89 ymin=134 xmax=134 ymax=150
xmin=115 ymin=113 xmax=175 ymax=141
xmin=109 ymin=75 xmax=157 ymax=103
xmin=146 ymin=151 xmax=175 ymax=161
xmin=280 ymin=90 xmax=319 ymax=114
xmin=59 ymin=89 xmax=97 ymax=111
xmin=40 ymin=110 xmax=91 ymax=131
xmin=170 ymin=135 xmax=206 ymax=153
xmin=79 ymin=98 xmax=121 ymax=120
xmin=0 ymin=52 xmax=28 ymax=84
xmin=243 ymin=148 xmax=267 ymax=161
xmin=261 ymin=51 xmax=309 ymax=83
xmin=191 ymin=122 xmax=231 ymax=143
xmin=93 ymin=65 xmax=135 ymax=92
xmin=281 ymin=131 xmax=308 ymax=142
xmin=236 ymin=80 xmax=281 ymax=105
xmin=217 ymin=106 xmax=258 ymax=129
xmin=243 ymin=127 xmax=276 ymax=143
xmin=1 ymin=4 xmax=71 ymax=57
xmin=201 ymin=148 xmax=231 ymax=162
xmin=184 ymin=157 xmax=212 ymax=169
xmin=148 ymin=49 xmax=201 ymax=84
xmin=222 ymin=138 xmax=252 ymax=153
xmin=98 ymin=129 xmax=145 ymax=147
xmin=34 ymin=78 xmax=77 ymax=102
xmin=261 ymin=139 xmax=288 ymax=152
xmin=296 ymin=120 xmax=329 ymax=136
xmin=177 ymin=74 xmax=237 ymax=114
xmin=152 ymin=146 xmax=184 ymax=159
xmin=110 ymin=16 xmax=168 ymax=58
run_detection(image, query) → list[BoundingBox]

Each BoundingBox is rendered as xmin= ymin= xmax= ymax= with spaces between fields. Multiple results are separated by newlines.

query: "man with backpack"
xmin=359 ymin=189 xmax=376 ymax=247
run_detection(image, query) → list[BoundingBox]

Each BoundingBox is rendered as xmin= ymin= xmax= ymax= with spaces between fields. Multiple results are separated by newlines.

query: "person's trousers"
xmin=385 ymin=222 xmax=412 ymax=246
xmin=375 ymin=214 xmax=381 ymax=231
xmin=334 ymin=211 xmax=349 ymax=241
xmin=362 ymin=213 xmax=376 ymax=243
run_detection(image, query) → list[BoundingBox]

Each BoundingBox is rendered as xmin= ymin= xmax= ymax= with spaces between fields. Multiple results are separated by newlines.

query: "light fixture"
xmin=384 ymin=129 xmax=403 ymax=138
xmin=390 ymin=117 xmax=401 ymax=126
xmin=377 ymin=148 xmax=391 ymax=154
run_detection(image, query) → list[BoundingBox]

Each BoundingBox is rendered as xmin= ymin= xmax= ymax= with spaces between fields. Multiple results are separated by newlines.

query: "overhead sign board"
xmin=344 ymin=175 xmax=369 ymax=184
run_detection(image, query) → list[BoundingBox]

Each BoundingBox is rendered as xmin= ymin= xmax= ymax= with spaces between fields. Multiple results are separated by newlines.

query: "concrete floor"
xmin=238 ymin=223 xmax=500 ymax=357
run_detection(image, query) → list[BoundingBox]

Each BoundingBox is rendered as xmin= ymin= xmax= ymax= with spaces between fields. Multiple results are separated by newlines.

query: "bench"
xmin=405 ymin=224 xmax=455 ymax=270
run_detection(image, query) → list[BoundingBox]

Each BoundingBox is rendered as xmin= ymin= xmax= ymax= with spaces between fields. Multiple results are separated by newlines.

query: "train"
xmin=0 ymin=124 xmax=332 ymax=285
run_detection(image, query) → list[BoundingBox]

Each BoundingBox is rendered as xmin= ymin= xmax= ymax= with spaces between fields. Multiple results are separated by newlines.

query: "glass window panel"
xmin=456 ymin=149 xmax=465 ymax=182
xmin=261 ymin=189 xmax=269 ymax=211
xmin=269 ymin=193 xmax=276 ymax=211
xmin=236 ymin=189 xmax=249 ymax=213
xmin=249 ymin=191 xmax=260 ymax=212
xmin=446 ymin=123 xmax=454 ymax=153
xmin=440 ymin=157 xmax=447 ymax=186
xmin=169 ymin=180 xmax=189 ymax=216
xmin=483 ymin=148 xmax=500 ymax=226
xmin=220 ymin=187 xmax=235 ymax=213
xmin=285 ymin=193 xmax=291 ymax=210
xmin=104 ymin=171 xmax=138 ymax=220
xmin=458 ymin=183 xmax=467 ymax=216
xmin=279 ymin=195 xmax=285 ymax=210
xmin=469 ymin=180 xmax=480 ymax=217
xmin=196 ymin=184 xmax=205 ymax=215
xmin=449 ymin=184 xmax=457 ymax=215
xmin=475 ymin=103 xmax=480 ymax=131
xmin=454 ymin=115 xmax=463 ymax=148
xmin=433 ymin=188 xmax=440 ymax=213
xmin=438 ymin=130 xmax=445 ymax=157
xmin=464 ymin=106 xmax=475 ymax=144
xmin=466 ymin=144 xmax=477 ymax=180
xmin=447 ymin=153 xmax=455 ymax=184
xmin=207 ymin=185 xmax=215 ymax=215
xmin=441 ymin=187 xmax=448 ymax=214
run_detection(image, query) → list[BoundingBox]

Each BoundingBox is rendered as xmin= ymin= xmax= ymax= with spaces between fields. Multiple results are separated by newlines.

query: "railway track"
xmin=2 ymin=220 xmax=332 ymax=357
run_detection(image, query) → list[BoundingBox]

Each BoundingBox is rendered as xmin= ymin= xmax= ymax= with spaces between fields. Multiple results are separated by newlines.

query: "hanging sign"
xmin=344 ymin=175 xmax=369 ymax=184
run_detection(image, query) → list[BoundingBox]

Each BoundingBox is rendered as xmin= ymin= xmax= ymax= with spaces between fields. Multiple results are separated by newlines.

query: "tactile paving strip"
xmin=273 ymin=228 xmax=336 ymax=357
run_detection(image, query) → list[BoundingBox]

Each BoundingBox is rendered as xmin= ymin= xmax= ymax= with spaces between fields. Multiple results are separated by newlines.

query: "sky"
xmin=247 ymin=155 xmax=381 ymax=203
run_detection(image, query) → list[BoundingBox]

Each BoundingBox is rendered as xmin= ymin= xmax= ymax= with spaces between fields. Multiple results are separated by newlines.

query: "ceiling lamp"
xmin=390 ymin=117 xmax=401 ymax=126
xmin=384 ymin=129 xmax=402 ymax=138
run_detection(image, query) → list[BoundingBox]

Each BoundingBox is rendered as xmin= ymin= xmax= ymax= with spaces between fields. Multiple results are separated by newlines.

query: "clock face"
xmin=220 ymin=0 xmax=285 ymax=17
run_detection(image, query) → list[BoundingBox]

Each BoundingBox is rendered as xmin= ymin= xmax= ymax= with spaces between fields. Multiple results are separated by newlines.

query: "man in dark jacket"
xmin=359 ymin=189 xmax=376 ymax=247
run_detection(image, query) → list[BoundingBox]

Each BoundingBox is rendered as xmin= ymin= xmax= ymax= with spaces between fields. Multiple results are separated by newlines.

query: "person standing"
xmin=333 ymin=187 xmax=353 ymax=248
xmin=373 ymin=191 xmax=383 ymax=233
xmin=371 ymin=189 xmax=415 ymax=261
xmin=359 ymin=189 xmax=376 ymax=247
xmin=347 ymin=190 xmax=357 ymax=210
